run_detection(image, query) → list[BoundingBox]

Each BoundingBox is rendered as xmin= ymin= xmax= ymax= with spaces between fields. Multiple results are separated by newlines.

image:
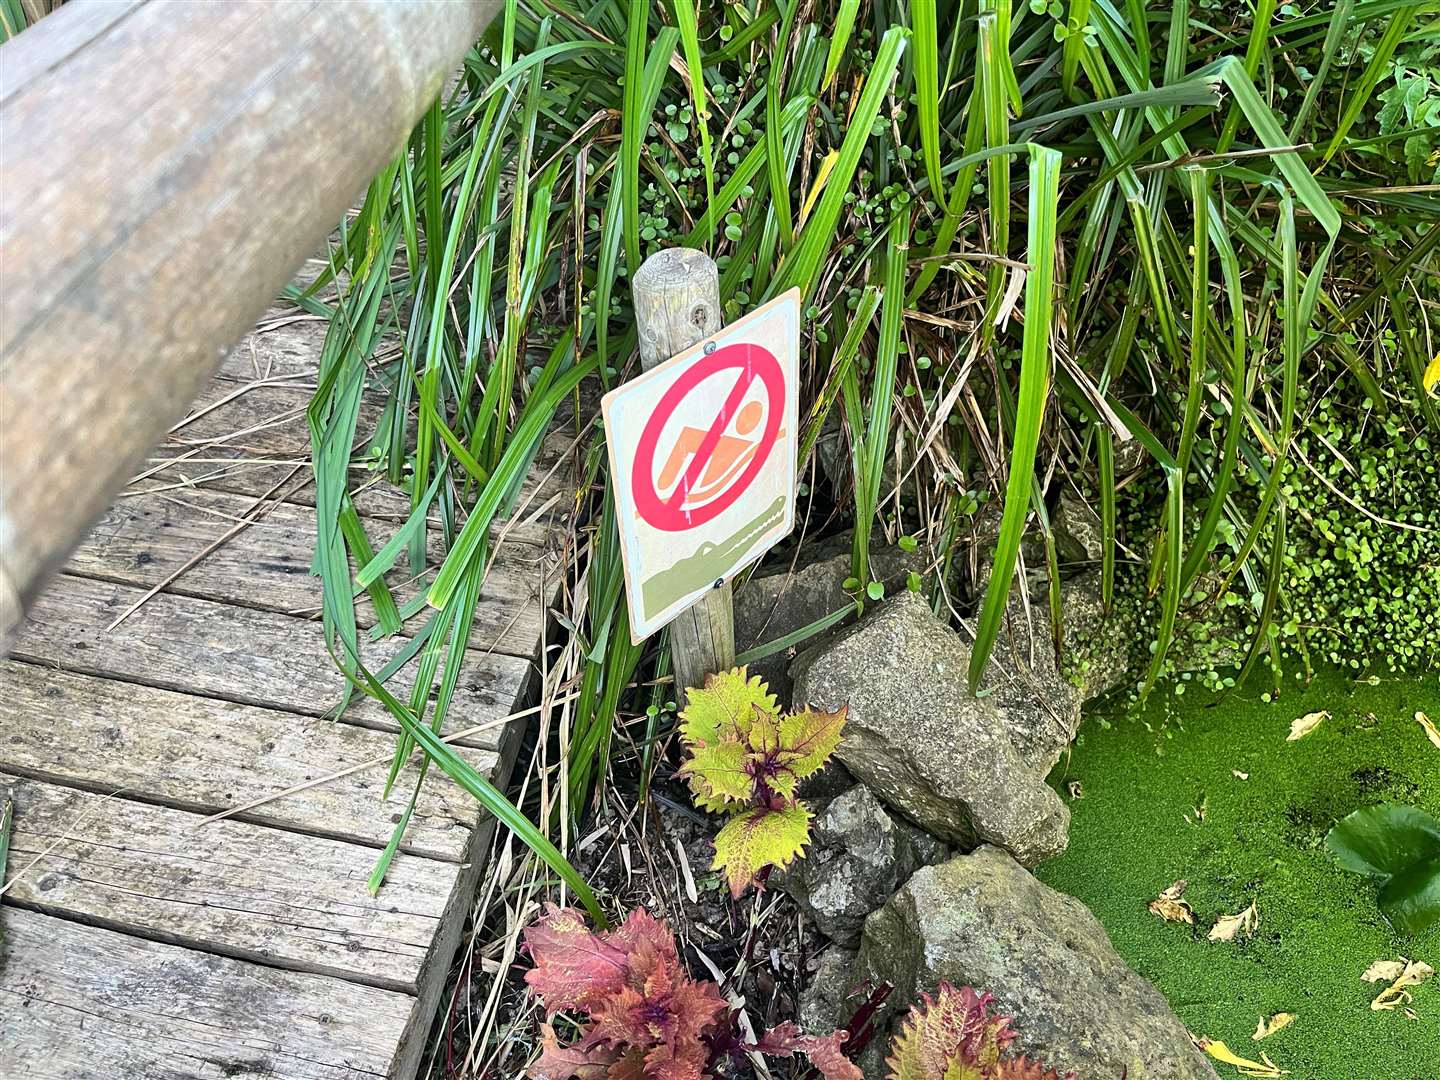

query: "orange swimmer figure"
xmin=656 ymin=400 xmax=778 ymax=506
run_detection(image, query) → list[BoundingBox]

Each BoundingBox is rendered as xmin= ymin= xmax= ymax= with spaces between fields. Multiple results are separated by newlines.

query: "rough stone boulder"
xmin=733 ymin=530 xmax=923 ymax=701
xmin=853 ymin=847 xmax=1219 ymax=1080
xmin=791 ymin=592 xmax=1070 ymax=865
xmin=779 ymin=784 xmax=947 ymax=945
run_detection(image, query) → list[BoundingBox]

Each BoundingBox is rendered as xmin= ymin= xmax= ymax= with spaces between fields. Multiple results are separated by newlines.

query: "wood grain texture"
xmin=0 ymin=0 xmax=501 ymax=636
xmin=9 ymin=575 xmax=528 ymax=745
xmin=133 ymin=375 xmax=573 ymax=545
xmin=0 ymin=661 xmax=493 ymax=857
xmin=0 ymin=774 xmax=455 ymax=991
xmin=386 ymin=664 xmax=531 ymax=1080
xmin=630 ymin=248 xmax=737 ymax=702
xmin=0 ymin=906 xmax=413 ymax=1078
xmin=66 ymin=486 xmax=553 ymax=658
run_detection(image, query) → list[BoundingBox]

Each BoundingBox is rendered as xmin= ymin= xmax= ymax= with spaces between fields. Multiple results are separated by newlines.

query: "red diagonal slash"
xmin=630 ymin=341 xmax=784 ymax=532
xmin=662 ymin=358 xmax=758 ymax=519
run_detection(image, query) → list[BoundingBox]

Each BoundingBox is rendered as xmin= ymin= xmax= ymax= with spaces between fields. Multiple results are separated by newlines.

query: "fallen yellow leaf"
xmin=1362 ymin=959 xmax=1407 ymax=983
xmin=1416 ymin=712 xmax=1440 ymax=751
xmin=798 ymin=149 xmax=839 ymax=228
xmin=1233 ymin=769 xmax=1250 ymax=780
xmin=1210 ymin=900 xmax=1259 ymax=942
xmin=1252 ymin=1013 xmax=1295 ymax=1041
xmin=1370 ymin=958 xmax=1434 ymax=1012
xmin=1425 ymin=351 xmax=1440 ymax=398
xmin=1197 ymin=1038 xmax=1288 ymax=1077
xmin=1286 ymin=711 xmax=1328 ymax=741
xmin=1149 ymin=880 xmax=1195 ymax=924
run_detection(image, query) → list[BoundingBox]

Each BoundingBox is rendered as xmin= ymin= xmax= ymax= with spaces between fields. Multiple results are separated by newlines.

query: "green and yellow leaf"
xmin=712 ymin=802 xmax=812 ymax=897
xmin=780 ymin=704 xmax=848 ymax=779
xmin=678 ymin=739 xmax=752 ymax=811
xmin=680 ymin=667 xmax=778 ymax=747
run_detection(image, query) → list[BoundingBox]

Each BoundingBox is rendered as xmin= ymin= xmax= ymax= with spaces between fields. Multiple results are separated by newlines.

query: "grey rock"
xmin=799 ymin=946 xmax=890 ymax=1080
xmin=799 ymin=946 xmax=858 ymax=1035
xmin=780 ymin=785 xmax=944 ymax=945
xmin=1055 ymin=571 xmax=1131 ymax=704
xmin=797 ymin=758 xmax=857 ymax=803
xmin=853 ymin=847 xmax=1219 ymax=1080
xmin=1054 ymin=491 xmax=1104 ymax=566
xmin=792 ymin=592 xmax=1070 ymax=865
xmin=974 ymin=571 xmax=1132 ymax=775
xmin=894 ymin=817 xmax=949 ymax=870
xmin=734 ymin=530 xmax=922 ymax=701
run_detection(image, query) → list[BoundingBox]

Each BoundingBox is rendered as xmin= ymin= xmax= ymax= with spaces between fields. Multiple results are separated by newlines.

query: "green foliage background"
xmin=93 ymin=0 xmax=1426 ymax=876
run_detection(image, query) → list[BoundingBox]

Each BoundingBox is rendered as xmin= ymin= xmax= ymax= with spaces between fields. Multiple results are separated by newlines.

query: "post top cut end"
xmin=633 ymin=247 xmax=718 ymax=295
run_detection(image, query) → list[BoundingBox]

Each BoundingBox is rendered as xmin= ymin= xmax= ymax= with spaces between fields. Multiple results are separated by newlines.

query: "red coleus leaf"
xmin=885 ymin=984 xmax=1074 ymax=1080
xmin=532 ymin=1023 xmax=619 ymax=1080
xmin=754 ymin=1022 xmax=864 ymax=1080
xmin=523 ymin=904 xmax=634 ymax=1015
xmin=522 ymin=907 xmax=727 ymax=1080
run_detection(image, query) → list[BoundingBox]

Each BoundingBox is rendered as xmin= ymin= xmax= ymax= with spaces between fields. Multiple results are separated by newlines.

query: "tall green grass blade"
xmin=671 ymin=0 xmax=716 ymax=245
xmin=428 ymin=358 xmax=596 ymax=610
xmin=1322 ymin=4 xmax=1422 ymax=162
xmin=852 ymin=208 xmax=910 ymax=590
xmin=912 ymin=0 xmax=945 ymax=202
xmin=769 ymin=26 xmax=909 ymax=301
xmin=968 ymin=145 xmax=1062 ymax=693
xmin=823 ymin=0 xmax=863 ymax=90
xmin=339 ymin=649 xmax=606 ymax=926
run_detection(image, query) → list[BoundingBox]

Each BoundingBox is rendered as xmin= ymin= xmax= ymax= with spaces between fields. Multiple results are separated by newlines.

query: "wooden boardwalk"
xmin=0 ymin=293 xmax=573 ymax=1077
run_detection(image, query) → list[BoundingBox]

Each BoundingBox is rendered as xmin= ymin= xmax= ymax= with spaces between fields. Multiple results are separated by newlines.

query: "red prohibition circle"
xmin=632 ymin=342 xmax=785 ymax=532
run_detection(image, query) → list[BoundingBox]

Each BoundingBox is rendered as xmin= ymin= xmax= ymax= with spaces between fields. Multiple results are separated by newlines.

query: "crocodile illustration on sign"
xmin=642 ymin=496 xmax=787 ymax=612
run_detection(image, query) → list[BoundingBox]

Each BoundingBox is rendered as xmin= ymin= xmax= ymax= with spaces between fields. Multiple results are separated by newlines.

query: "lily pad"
xmin=1324 ymin=804 xmax=1440 ymax=878
xmin=1377 ymin=856 xmax=1440 ymax=935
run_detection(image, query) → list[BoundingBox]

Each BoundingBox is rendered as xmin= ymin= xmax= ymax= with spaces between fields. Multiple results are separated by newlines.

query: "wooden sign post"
xmin=631 ymin=250 xmax=735 ymax=702
xmin=623 ymin=248 xmax=802 ymax=702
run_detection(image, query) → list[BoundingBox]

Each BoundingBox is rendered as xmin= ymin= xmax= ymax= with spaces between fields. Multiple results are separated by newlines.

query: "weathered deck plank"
xmin=11 ymin=574 xmax=528 ymax=743
xmin=1 ymin=774 xmax=452 ymax=991
xmin=65 ymin=485 xmax=553 ymax=655
xmin=136 ymin=375 xmax=580 ymax=542
xmin=0 ymin=907 xmax=414 ymax=1079
xmin=0 ymin=662 xmax=492 ymax=858
xmin=1 ymin=286 xmax=563 ymax=1077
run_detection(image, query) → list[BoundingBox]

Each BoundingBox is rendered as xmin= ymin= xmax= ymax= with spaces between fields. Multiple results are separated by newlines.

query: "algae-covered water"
xmin=1037 ymin=668 xmax=1440 ymax=1080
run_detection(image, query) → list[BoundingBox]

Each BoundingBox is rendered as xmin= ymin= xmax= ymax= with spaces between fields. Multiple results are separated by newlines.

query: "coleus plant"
xmin=677 ymin=667 xmax=846 ymax=896
xmin=523 ymin=908 xmax=1077 ymax=1080
xmin=522 ymin=904 xmax=859 ymax=1080
xmin=886 ymin=984 xmax=1075 ymax=1080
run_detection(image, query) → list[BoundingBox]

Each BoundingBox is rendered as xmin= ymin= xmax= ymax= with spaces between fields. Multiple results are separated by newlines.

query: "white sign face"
xmin=603 ymin=289 xmax=800 ymax=642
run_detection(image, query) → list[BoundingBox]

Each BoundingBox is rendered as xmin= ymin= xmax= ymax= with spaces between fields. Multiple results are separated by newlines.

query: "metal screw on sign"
xmin=630 ymin=248 xmax=737 ymax=705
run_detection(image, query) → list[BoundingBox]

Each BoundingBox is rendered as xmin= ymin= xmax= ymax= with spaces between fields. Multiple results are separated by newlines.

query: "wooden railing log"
xmin=0 ymin=0 xmax=500 ymax=650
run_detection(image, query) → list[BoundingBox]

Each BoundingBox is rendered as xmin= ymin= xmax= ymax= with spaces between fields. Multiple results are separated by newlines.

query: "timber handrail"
xmin=0 ymin=0 xmax=500 ymax=650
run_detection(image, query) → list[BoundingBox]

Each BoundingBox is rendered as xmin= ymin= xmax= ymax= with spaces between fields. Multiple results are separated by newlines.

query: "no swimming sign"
xmin=602 ymin=289 xmax=801 ymax=641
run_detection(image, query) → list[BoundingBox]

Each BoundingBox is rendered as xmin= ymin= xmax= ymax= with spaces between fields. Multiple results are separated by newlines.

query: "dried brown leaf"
xmin=1209 ymin=900 xmax=1259 ymax=943
xmin=1197 ymin=1037 xmax=1288 ymax=1077
xmin=1149 ymin=880 xmax=1195 ymax=924
xmin=1362 ymin=959 xmax=1407 ymax=983
xmin=1370 ymin=958 xmax=1434 ymax=1012
xmin=1416 ymin=711 xmax=1440 ymax=750
xmin=1286 ymin=711 xmax=1328 ymax=742
xmin=1252 ymin=1013 xmax=1295 ymax=1041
